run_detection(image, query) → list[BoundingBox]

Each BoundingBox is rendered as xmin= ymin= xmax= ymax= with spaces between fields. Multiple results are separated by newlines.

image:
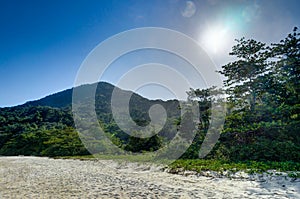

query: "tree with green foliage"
xmin=271 ymin=27 xmax=300 ymax=106
xmin=181 ymin=86 xmax=223 ymax=159
xmin=219 ymin=37 xmax=269 ymax=111
xmin=212 ymin=27 xmax=300 ymax=162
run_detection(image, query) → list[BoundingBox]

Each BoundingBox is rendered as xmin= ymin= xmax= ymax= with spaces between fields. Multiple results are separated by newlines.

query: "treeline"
xmin=182 ymin=27 xmax=300 ymax=162
xmin=0 ymin=87 xmax=181 ymax=156
xmin=0 ymin=106 xmax=89 ymax=156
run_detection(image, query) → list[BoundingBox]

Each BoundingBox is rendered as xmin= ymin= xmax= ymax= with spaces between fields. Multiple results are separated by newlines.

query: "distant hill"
xmin=22 ymin=82 xmax=114 ymax=108
xmin=0 ymin=82 xmax=180 ymax=156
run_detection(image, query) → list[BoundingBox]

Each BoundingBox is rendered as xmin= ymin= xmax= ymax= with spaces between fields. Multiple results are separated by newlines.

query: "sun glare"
xmin=200 ymin=25 xmax=229 ymax=54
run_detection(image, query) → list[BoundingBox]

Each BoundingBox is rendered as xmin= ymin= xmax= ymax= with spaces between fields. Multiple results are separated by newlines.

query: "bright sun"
xmin=200 ymin=25 xmax=230 ymax=54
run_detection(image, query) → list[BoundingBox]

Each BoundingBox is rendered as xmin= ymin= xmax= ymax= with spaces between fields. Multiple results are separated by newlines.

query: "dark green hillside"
xmin=0 ymin=105 xmax=86 ymax=156
xmin=0 ymin=82 xmax=181 ymax=156
xmin=22 ymin=82 xmax=116 ymax=108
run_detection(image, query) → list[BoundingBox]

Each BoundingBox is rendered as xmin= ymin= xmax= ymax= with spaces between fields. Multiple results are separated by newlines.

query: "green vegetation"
xmin=0 ymin=83 xmax=181 ymax=157
xmin=181 ymin=27 xmax=300 ymax=164
xmin=57 ymin=153 xmax=161 ymax=163
xmin=0 ymin=27 xmax=299 ymax=174
xmin=169 ymin=159 xmax=300 ymax=176
xmin=0 ymin=106 xmax=89 ymax=156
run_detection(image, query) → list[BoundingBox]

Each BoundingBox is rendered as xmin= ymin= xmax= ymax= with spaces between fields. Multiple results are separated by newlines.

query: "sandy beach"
xmin=0 ymin=156 xmax=299 ymax=198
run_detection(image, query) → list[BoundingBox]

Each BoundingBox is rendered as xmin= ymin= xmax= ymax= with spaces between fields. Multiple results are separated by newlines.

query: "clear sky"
xmin=0 ymin=0 xmax=299 ymax=107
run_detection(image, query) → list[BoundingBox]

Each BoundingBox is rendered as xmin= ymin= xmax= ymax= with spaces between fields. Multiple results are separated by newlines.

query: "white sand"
xmin=0 ymin=156 xmax=299 ymax=198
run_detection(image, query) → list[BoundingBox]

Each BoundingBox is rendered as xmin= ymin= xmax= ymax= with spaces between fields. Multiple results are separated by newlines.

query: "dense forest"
xmin=0 ymin=27 xmax=299 ymax=163
xmin=185 ymin=27 xmax=300 ymax=162
xmin=0 ymin=82 xmax=181 ymax=156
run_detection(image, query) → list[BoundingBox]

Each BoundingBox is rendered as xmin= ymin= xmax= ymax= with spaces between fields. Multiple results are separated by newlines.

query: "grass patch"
xmin=55 ymin=153 xmax=170 ymax=164
xmin=55 ymin=154 xmax=95 ymax=160
xmin=56 ymin=155 xmax=300 ymax=178
xmin=169 ymin=159 xmax=300 ymax=177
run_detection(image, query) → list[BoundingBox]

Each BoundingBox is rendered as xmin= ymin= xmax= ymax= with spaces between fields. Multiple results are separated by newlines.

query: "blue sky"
xmin=0 ymin=0 xmax=299 ymax=107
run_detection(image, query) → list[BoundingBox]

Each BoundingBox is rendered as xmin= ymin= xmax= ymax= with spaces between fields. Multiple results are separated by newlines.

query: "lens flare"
xmin=201 ymin=25 xmax=229 ymax=54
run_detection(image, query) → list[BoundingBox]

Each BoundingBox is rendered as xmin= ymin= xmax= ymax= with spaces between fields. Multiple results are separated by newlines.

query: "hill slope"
xmin=0 ymin=82 xmax=180 ymax=156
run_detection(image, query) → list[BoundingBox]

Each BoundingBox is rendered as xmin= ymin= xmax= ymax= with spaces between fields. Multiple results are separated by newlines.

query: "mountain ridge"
xmin=10 ymin=81 xmax=173 ymax=110
xmin=0 ymin=81 xmax=181 ymax=156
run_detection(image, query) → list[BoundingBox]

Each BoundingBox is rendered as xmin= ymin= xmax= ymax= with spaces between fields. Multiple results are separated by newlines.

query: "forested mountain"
xmin=0 ymin=82 xmax=180 ymax=156
xmin=0 ymin=28 xmax=299 ymax=162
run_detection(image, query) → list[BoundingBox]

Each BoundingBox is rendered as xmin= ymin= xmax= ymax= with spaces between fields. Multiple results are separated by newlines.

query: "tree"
xmin=187 ymin=86 xmax=223 ymax=130
xmin=271 ymin=27 xmax=300 ymax=105
xmin=219 ymin=38 xmax=269 ymax=111
xmin=180 ymin=86 xmax=224 ymax=159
